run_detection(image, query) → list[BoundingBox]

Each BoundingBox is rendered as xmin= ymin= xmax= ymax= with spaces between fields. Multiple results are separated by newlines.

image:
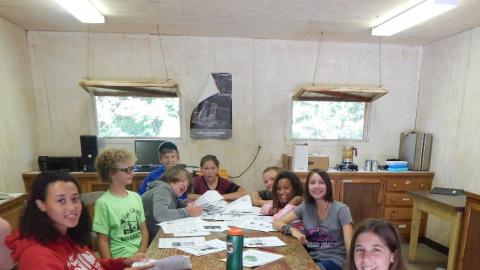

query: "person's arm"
xmin=250 ymin=191 xmax=271 ymax=207
xmin=222 ymin=187 xmax=247 ymax=201
xmin=97 ymin=233 xmax=111 ymax=258
xmin=152 ymin=186 xmax=189 ymax=222
xmin=342 ymin=223 xmax=353 ymax=256
xmin=287 ymin=195 xmax=303 ymax=206
xmin=92 ymin=198 xmax=112 ymax=258
xmin=138 ymin=222 xmax=149 ymax=253
xmin=272 ymin=211 xmax=306 ymax=244
xmin=138 ymin=174 xmax=153 ymax=195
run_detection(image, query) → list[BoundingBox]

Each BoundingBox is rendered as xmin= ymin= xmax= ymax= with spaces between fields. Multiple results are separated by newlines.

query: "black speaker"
xmin=80 ymin=135 xmax=98 ymax=172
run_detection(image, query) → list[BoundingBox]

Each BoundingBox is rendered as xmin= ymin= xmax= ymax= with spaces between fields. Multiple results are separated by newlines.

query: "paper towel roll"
xmin=292 ymin=144 xmax=309 ymax=172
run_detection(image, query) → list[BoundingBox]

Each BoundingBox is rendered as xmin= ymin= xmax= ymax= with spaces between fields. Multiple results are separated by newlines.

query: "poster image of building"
xmin=190 ymin=73 xmax=232 ymax=139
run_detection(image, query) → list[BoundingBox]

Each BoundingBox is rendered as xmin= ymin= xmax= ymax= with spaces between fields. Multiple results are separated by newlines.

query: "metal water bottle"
xmin=226 ymin=226 xmax=243 ymax=270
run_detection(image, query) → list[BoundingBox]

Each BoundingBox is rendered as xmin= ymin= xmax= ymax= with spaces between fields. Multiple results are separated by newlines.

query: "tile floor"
xmin=402 ymin=243 xmax=447 ymax=270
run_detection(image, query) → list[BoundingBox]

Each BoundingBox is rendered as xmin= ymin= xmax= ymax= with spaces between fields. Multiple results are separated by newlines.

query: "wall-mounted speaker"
xmin=80 ymin=135 xmax=98 ymax=172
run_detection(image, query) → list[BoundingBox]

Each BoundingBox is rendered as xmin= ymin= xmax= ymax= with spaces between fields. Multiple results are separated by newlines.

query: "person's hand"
xmin=291 ymin=229 xmax=307 ymax=245
xmin=186 ymin=204 xmax=203 ymax=216
xmin=124 ymin=252 xmax=148 ymax=266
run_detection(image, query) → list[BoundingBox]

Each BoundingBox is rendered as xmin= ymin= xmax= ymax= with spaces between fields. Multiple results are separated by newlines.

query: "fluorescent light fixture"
xmin=372 ymin=0 xmax=458 ymax=36
xmin=54 ymin=0 xmax=105 ymax=23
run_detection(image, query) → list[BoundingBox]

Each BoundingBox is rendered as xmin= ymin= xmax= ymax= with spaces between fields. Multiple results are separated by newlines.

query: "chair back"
xmin=80 ymin=191 xmax=105 ymax=205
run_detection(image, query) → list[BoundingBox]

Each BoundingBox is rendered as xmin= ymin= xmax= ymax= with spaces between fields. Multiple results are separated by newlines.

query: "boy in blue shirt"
xmin=137 ymin=141 xmax=179 ymax=195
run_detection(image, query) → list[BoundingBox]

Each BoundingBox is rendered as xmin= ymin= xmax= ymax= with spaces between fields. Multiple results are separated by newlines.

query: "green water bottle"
xmin=226 ymin=226 xmax=243 ymax=270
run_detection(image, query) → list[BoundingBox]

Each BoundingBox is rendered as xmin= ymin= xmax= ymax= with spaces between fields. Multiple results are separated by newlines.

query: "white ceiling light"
xmin=54 ymin=0 xmax=105 ymax=23
xmin=372 ymin=0 xmax=458 ymax=36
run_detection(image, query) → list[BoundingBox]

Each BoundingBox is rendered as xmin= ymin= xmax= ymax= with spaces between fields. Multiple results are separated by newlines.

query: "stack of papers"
xmin=158 ymin=237 xmax=206 ymax=248
xmin=159 ymin=217 xmax=229 ymax=236
xmin=132 ymin=255 xmax=192 ymax=270
xmin=244 ymin=237 xmax=286 ymax=247
xmin=177 ymin=239 xmax=226 ymax=256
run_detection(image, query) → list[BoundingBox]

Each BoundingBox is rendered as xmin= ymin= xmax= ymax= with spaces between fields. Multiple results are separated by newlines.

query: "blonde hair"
xmin=95 ymin=148 xmax=136 ymax=182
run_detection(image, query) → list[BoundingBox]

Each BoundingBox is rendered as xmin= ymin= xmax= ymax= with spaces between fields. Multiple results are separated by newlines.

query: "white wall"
xmin=27 ymin=31 xmax=422 ymax=191
xmin=0 ymin=18 xmax=36 ymax=192
xmin=416 ymin=26 xmax=480 ymax=245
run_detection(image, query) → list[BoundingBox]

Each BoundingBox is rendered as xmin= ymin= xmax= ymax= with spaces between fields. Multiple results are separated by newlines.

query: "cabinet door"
xmin=339 ymin=178 xmax=384 ymax=223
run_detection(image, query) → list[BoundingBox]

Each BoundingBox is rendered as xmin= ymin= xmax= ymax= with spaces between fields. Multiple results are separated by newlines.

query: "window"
xmin=291 ymin=100 xmax=368 ymax=140
xmin=95 ymin=96 xmax=180 ymax=138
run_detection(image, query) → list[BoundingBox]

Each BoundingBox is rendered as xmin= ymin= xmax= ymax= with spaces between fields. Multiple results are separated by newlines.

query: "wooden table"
xmin=147 ymin=230 xmax=318 ymax=269
xmin=407 ymin=191 xmax=466 ymax=270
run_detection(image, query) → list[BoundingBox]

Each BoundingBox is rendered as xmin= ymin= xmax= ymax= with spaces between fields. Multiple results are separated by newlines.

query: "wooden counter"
xmin=0 ymin=193 xmax=27 ymax=230
xmin=23 ymin=170 xmax=434 ymax=237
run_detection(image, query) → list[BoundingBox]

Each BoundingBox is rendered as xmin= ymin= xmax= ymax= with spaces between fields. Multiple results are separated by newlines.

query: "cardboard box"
xmin=282 ymin=154 xmax=329 ymax=171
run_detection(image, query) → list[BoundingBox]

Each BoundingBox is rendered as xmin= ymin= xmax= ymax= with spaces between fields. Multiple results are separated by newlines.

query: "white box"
xmin=292 ymin=144 xmax=309 ymax=172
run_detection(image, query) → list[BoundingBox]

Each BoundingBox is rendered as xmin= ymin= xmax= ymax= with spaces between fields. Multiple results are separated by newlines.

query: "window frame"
xmin=289 ymin=99 xmax=371 ymax=142
xmin=81 ymin=80 xmax=182 ymax=139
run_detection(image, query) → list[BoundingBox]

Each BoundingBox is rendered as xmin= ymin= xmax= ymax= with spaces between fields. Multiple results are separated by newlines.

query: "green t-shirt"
xmin=93 ymin=190 xmax=145 ymax=258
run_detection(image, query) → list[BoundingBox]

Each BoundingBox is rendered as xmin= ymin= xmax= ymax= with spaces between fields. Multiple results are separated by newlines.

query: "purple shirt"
xmin=193 ymin=175 xmax=240 ymax=195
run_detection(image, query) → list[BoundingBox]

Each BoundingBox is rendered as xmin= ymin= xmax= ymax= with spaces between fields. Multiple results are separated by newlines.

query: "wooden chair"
xmin=80 ymin=191 xmax=105 ymax=251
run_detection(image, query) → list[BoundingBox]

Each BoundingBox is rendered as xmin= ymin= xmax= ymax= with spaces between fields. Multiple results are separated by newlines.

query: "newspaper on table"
xmin=226 ymin=219 xmax=275 ymax=232
xmin=159 ymin=216 xmax=228 ymax=236
xmin=158 ymin=237 xmax=206 ymax=248
xmin=195 ymin=190 xmax=224 ymax=206
xmin=177 ymin=239 xmax=226 ymax=256
xmin=131 ymin=255 xmax=191 ymax=270
xmin=159 ymin=217 xmax=210 ymax=236
xmin=221 ymin=249 xmax=284 ymax=268
xmin=244 ymin=236 xmax=286 ymax=247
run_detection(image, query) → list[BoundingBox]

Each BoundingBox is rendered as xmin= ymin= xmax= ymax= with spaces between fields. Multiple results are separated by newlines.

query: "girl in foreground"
xmin=6 ymin=170 xmax=152 ymax=270
xmin=273 ymin=169 xmax=353 ymax=270
xmin=348 ymin=219 xmax=406 ymax=270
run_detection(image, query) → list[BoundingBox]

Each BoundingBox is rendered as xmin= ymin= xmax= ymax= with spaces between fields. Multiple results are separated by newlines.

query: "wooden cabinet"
xmin=457 ymin=192 xmax=480 ymax=270
xmin=384 ymin=175 xmax=431 ymax=237
xmin=339 ymin=177 xmax=384 ymax=223
xmin=0 ymin=193 xmax=27 ymax=230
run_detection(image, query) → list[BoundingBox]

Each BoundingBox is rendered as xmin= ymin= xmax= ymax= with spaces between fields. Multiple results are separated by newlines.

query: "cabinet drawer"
xmin=390 ymin=221 xmax=426 ymax=236
xmin=385 ymin=193 xmax=413 ymax=206
xmin=384 ymin=207 xmax=412 ymax=220
xmin=386 ymin=178 xmax=431 ymax=192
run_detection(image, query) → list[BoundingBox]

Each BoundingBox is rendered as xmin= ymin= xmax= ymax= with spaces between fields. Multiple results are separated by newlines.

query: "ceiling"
xmin=0 ymin=0 xmax=479 ymax=45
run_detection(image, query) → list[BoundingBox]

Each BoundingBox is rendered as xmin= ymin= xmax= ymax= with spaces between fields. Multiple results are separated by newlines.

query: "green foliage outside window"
xmin=292 ymin=101 xmax=366 ymax=140
xmin=95 ymin=96 xmax=180 ymax=138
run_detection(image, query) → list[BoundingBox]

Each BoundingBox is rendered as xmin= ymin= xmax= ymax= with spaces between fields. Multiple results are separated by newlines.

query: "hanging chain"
xmin=148 ymin=33 xmax=153 ymax=79
xmin=312 ymin=32 xmax=324 ymax=86
xmin=86 ymin=24 xmax=91 ymax=80
xmin=378 ymin=36 xmax=382 ymax=87
xmin=156 ymin=24 xmax=170 ymax=81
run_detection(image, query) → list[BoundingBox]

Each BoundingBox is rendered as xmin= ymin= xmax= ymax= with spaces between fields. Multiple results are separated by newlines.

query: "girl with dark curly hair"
xmin=5 ymin=170 xmax=152 ymax=270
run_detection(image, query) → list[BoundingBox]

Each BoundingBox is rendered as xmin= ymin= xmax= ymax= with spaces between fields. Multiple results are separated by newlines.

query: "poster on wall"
xmin=190 ymin=73 xmax=232 ymax=139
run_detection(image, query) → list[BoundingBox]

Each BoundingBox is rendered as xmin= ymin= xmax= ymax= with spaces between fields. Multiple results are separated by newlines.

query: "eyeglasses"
xmin=116 ymin=166 xmax=136 ymax=174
